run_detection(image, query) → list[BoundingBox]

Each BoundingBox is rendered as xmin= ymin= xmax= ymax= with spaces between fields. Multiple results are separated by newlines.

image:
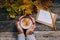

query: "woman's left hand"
xmin=26 ymin=15 xmax=36 ymax=35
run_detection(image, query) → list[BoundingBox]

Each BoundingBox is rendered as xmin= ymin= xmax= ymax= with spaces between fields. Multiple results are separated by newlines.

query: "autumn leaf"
xmin=19 ymin=5 xmax=26 ymax=10
xmin=25 ymin=9 xmax=32 ymax=15
xmin=10 ymin=0 xmax=14 ymax=3
xmin=0 ymin=0 xmax=53 ymax=18
xmin=9 ymin=13 xmax=16 ymax=18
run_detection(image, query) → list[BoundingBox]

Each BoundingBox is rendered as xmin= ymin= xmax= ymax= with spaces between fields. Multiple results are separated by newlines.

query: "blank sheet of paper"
xmin=37 ymin=10 xmax=55 ymax=24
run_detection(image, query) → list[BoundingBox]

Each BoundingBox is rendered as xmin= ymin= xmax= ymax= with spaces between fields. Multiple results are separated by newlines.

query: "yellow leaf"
xmin=19 ymin=5 xmax=26 ymax=10
xmin=9 ymin=13 xmax=16 ymax=18
xmin=23 ymin=0 xmax=32 ymax=4
xmin=10 ymin=0 xmax=14 ymax=3
xmin=6 ymin=8 xmax=11 ymax=11
xmin=25 ymin=9 xmax=32 ymax=15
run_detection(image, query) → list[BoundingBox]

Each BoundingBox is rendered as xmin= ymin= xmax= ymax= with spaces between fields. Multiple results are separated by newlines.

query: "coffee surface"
xmin=20 ymin=18 xmax=32 ymax=29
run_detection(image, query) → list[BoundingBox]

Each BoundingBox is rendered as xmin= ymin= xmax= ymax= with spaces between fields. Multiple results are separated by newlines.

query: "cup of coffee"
xmin=20 ymin=17 xmax=32 ymax=29
xmin=19 ymin=15 xmax=33 ymax=36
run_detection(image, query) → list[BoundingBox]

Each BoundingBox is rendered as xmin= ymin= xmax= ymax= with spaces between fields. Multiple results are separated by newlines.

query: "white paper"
xmin=37 ymin=10 xmax=55 ymax=24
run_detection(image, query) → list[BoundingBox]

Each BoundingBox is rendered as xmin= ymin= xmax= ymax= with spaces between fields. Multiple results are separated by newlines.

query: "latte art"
xmin=20 ymin=18 xmax=32 ymax=29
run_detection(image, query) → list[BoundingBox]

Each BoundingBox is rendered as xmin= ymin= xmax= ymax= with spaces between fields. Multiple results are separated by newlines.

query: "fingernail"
xmin=18 ymin=18 xmax=20 ymax=21
xmin=33 ymin=22 xmax=35 ymax=25
xmin=33 ymin=23 xmax=34 ymax=25
xmin=18 ymin=19 xmax=19 ymax=21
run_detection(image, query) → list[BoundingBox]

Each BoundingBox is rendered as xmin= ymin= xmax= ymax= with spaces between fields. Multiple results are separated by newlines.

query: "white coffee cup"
xmin=20 ymin=18 xmax=32 ymax=29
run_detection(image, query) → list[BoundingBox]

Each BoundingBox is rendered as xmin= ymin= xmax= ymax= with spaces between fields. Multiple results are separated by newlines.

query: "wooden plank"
xmin=0 ymin=31 xmax=60 ymax=40
xmin=34 ymin=31 xmax=60 ymax=40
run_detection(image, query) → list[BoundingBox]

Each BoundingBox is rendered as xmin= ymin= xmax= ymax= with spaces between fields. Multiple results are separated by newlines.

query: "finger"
xmin=29 ymin=15 xmax=35 ymax=24
xmin=26 ymin=24 xmax=36 ymax=35
xmin=16 ymin=22 xmax=23 ymax=32
xmin=16 ymin=21 xmax=19 ymax=27
xmin=27 ymin=25 xmax=35 ymax=33
xmin=26 ymin=25 xmax=35 ymax=35
xmin=26 ymin=29 xmax=33 ymax=35
xmin=19 ymin=15 xmax=26 ymax=20
xmin=31 ymin=25 xmax=36 ymax=30
xmin=18 ymin=15 xmax=26 ymax=21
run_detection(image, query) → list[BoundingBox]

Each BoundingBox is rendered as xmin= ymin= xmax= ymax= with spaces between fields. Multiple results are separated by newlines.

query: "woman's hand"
xmin=16 ymin=15 xmax=26 ymax=34
xmin=26 ymin=15 xmax=36 ymax=35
